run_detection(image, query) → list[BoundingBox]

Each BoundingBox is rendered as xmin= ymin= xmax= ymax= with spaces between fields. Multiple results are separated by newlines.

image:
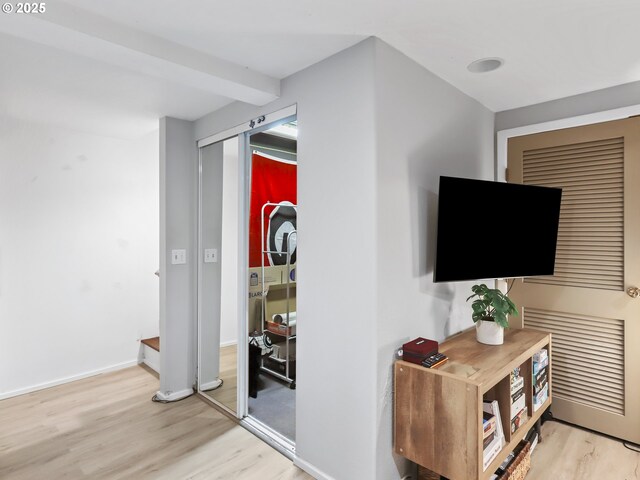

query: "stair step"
xmin=141 ymin=337 xmax=159 ymax=352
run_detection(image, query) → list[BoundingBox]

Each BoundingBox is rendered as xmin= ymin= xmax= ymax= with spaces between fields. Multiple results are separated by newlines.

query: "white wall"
xmin=159 ymin=117 xmax=197 ymax=400
xmin=0 ymin=116 xmax=159 ymax=398
xmin=293 ymin=42 xmax=378 ymax=480
xmin=373 ymin=40 xmax=495 ymax=479
xmin=495 ymin=79 xmax=640 ymax=131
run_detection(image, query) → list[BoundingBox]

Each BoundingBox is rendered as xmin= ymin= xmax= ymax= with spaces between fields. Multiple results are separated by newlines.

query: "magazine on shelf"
xmin=510 ymin=375 xmax=524 ymax=395
xmin=511 ymin=391 xmax=526 ymax=419
xmin=533 ymin=348 xmax=548 ymax=364
xmin=533 ymin=353 xmax=549 ymax=375
xmin=511 ymin=407 xmax=528 ymax=433
xmin=534 ymin=369 xmax=548 ymax=394
xmin=534 ymin=383 xmax=549 ymax=412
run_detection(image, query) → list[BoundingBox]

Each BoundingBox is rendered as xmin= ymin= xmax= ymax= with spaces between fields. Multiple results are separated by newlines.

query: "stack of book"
xmin=533 ymin=348 xmax=549 ymax=411
xmin=482 ymin=400 xmax=505 ymax=471
xmin=510 ymin=367 xmax=528 ymax=433
xmin=483 ymin=410 xmax=497 ymax=449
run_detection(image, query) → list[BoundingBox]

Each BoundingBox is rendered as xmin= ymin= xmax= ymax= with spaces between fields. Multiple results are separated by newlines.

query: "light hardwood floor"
xmin=0 ymin=365 xmax=311 ymax=480
xmin=528 ymin=420 xmax=639 ymax=480
xmin=202 ymin=344 xmax=237 ymax=412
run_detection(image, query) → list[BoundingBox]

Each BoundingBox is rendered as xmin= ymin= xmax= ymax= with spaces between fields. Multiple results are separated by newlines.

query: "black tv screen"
xmin=433 ymin=176 xmax=562 ymax=282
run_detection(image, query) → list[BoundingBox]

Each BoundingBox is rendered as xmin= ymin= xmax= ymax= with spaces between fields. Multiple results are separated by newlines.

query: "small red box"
xmin=402 ymin=337 xmax=439 ymax=365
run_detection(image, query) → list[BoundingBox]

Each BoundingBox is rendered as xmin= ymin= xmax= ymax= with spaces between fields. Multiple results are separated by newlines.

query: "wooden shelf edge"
xmin=395 ymin=360 xmax=482 ymax=387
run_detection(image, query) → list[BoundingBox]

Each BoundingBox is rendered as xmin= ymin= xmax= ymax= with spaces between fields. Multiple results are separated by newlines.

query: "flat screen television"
xmin=433 ymin=176 xmax=562 ymax=282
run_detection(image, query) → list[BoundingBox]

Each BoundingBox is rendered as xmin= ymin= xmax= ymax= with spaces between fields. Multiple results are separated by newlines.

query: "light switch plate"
xmin=204 ymin=248 xmax=218 ymax=263
xmin=171 ymin=249 xmax=186 ymax=265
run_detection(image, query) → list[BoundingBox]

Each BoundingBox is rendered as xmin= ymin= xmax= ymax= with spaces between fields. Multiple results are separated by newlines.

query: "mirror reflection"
xmin=199 ymin=137 xmax=239 ymax=413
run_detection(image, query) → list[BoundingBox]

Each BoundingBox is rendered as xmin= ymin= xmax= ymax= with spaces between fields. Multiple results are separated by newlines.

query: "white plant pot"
xmin=476 ymin=320 xmax=504 ymax=345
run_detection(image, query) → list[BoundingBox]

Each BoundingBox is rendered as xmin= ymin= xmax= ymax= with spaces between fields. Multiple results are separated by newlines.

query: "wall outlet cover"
xmin=204 ymin=248 xmax=218 ymax=263
xmin=171 ymin=249 xmax=187 ymax=265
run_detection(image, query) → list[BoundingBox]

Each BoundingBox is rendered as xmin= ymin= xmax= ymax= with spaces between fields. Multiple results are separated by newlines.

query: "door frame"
xmin=496 ymin=103 xmax=640 ymax=182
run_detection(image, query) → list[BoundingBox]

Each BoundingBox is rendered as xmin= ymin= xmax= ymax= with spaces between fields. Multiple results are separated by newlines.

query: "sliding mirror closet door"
xmin=198 ymin=137 xmax=240 ymax=414
xmin=246 ymin=120 xmax=298 ymax=443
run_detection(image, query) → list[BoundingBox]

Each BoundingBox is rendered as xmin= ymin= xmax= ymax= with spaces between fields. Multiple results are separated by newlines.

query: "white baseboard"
xmin=0 ymin=359 xmax=138 ymax=400
xmin=154 ymin=388 xmax=193 ymax=402
xmin=220 ymin=340 xmax=238 ymax=348
xmin=294 ymin=457 xmax=335 ymax=480
xmin=200 ymin=378 xmax=223 ymax=391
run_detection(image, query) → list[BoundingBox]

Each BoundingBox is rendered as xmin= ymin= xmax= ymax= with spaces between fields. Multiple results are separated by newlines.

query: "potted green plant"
xmin=466 ymin=283 xmax=518 ymax=345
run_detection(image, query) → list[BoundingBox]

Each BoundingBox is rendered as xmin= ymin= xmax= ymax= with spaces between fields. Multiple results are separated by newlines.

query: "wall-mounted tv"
xmin=433 ymin=176 xmax=562 ymax=283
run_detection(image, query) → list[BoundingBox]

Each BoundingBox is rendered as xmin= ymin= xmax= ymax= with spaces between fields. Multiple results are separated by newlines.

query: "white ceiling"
xmin=0 ymin=33 xmax=233 ymax=138
xmin=2 ymin=0 xmax=639 ymax=138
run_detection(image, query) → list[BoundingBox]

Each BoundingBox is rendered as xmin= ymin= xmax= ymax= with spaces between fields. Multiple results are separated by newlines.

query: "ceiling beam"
xmin=0 ymin=2 xmax=280 ymax=106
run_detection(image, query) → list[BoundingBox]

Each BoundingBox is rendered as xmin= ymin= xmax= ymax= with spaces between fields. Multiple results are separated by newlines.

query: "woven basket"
xmin=500 ymin=440 xmax=531 ymax=480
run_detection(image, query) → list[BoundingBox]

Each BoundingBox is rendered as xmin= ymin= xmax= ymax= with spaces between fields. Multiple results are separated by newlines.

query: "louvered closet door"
xmin=507 ymin=116 xmax=640 ymax=443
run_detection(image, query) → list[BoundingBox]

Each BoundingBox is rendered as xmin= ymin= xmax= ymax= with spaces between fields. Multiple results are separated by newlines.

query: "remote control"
xmin=421 ymin=352 xmax=448 ymax=368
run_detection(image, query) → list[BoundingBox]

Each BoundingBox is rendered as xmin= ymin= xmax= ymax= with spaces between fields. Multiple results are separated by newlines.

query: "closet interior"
xmin=247 ymin=121 xmax=298 ymax=443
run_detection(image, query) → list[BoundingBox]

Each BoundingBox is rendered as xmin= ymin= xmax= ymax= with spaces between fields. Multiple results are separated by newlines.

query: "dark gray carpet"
xmin=248 ymin=374 xmax=295 ymax=441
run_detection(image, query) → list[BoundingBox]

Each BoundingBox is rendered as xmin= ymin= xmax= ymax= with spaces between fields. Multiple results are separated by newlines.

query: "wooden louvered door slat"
xmin=507 ymin=116 xmax=640 ymax=444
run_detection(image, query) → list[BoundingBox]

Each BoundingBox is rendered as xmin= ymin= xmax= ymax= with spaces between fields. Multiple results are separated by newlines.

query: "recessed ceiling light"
xmin=467 ymin=57 xmax=504 ymax=73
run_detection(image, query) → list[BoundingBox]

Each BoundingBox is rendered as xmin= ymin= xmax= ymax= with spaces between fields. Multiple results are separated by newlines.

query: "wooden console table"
xmin=394 ymin=328 xmax=552 ymax=480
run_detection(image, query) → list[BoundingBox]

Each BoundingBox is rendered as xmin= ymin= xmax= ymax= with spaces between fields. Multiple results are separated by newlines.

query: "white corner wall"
xmin=185 ymin=37 xmax=495 ymax=479
xmin=373 ymin=39 xmax=495 ymax=478
xmin=292 ymin=41 xmax=378 ymax=480
xmin=0 ymin=116 xmax=159 ymax=398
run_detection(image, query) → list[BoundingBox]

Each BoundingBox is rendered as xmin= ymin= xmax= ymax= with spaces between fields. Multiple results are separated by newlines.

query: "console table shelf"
xmin=394 ymin=328 xmax=552 ymax=480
